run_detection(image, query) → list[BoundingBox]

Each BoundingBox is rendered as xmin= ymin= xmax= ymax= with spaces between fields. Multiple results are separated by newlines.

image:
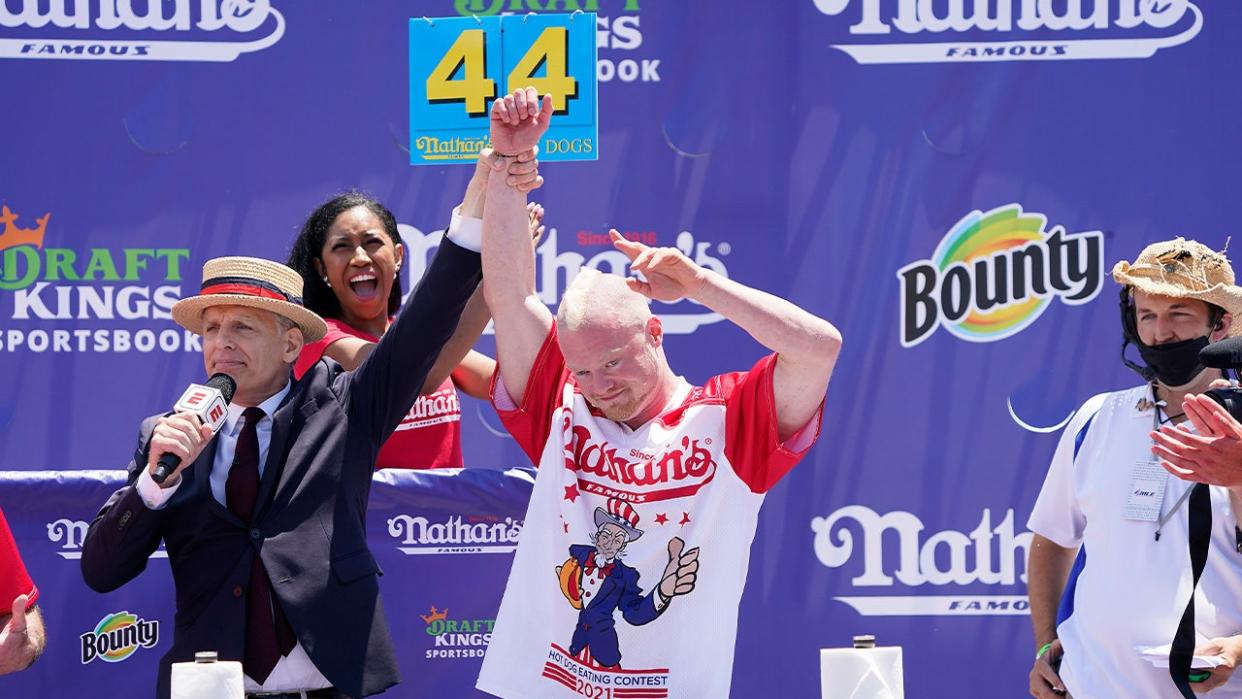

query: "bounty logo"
xmin=420 ymin=604 xmax=495 ymax=660
xmin=387 ymin=513 xmax=523 ymax=555
xmin=1 ymin=0 xmax=285 ymax=62
xmin=80 ymin=612 xmax=159 ymax=664
xmin=811 ymin=506 xmax=1033 ymax=616
xmin=897 ymin=204 xmax=1103 ymax=348
xmin=811 ymin=0 xmax=1202 ymax=64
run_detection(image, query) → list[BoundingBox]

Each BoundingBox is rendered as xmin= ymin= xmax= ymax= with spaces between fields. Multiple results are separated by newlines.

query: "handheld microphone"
xmin=151 ymin=373 xmax=237 ymax=484
xmin=1199 ymin=336 xmax=1242 ymax=369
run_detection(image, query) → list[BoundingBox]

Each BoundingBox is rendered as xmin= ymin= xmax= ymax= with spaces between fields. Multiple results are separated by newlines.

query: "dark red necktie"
xmin=225 ymin=407 xmax=297 ymax=684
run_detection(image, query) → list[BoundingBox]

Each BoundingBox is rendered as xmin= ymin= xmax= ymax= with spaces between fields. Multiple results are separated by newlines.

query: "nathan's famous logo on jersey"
xmin=565 ymin=422 xmax=718 ymax=503
xmin=80 ymin=611 xmax=160 ymax=664
xmin=419 ymin=604 xmax=495 ymax=660
xmin=0 ymin=202 xmax=199 ymax=354
xmin=387 ymin=513 xmax=523 ymax=555
xmin=47 ymin=517 xmax=168 ymax=560
xmin=811 ymin=506 xmax=1033 ymax=616
xmin=1 ymin=1 xmax=285 ymax=62
xmin=399 ymin=224 xmax=729 ymax=335
xmin=897 ymin=204 xmax=1104 ymax=348
xmin=811 ymin=0 xmax=1202 ymax=64
xmin=453 ymin=0 xmax=658 ymax=84
xmin=395 ymin=385 xmax=462 ymax=431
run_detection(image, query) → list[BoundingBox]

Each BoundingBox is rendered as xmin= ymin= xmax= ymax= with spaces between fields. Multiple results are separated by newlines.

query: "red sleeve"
xmin=490 ymin=323 xmax=572 ymax=466
xmin=294 ymin=320 xmax=368 ymax=379
xmin=712 ymin=353 xmax=824 ymax=493
xmin=0 ymin=508 xmax=37 ymax=615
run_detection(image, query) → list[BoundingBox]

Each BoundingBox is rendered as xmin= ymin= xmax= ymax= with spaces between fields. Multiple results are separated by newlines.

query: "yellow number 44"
xmin=507 ymin=27 xmax=577 ymax=114
xmin=426 ymin=29 xmax=495 ymax=116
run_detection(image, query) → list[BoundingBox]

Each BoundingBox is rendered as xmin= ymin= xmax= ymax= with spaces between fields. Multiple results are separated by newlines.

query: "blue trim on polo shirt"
xmin=1072 ymin=411 xmax=1097 ymax=461
xmin=1056 ymin=546 xmax=1086 ymax=625
xmin=1057 ymin=406 xmax=1099 ymax=626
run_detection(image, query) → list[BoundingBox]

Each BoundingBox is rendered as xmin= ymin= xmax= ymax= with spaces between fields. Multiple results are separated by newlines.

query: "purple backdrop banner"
xmin=3 ymin=1 xmax=1240 ymax=696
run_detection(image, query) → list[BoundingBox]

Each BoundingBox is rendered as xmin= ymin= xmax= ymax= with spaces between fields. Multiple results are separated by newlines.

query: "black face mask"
xmin=1119 ymin=287 xmax=1219 ymax=387
xmin=1134 ymin=336 xmax=1211 ymax=387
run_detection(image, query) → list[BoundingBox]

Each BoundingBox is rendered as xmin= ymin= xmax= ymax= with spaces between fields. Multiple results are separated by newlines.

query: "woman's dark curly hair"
xmin=287 ymin=192 xmax=404 ymax=320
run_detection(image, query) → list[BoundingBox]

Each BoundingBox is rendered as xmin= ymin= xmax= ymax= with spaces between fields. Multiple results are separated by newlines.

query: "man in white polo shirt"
xmin=1028 ymin=237 xmax=1242 ymax=698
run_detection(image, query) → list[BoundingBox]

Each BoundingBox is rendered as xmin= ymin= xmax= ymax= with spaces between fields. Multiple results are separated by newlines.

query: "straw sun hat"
xmin=1112 ymin=237 xmax=1242 ymax=334
xmin=171 ymin=256 xmax=328 ymax=342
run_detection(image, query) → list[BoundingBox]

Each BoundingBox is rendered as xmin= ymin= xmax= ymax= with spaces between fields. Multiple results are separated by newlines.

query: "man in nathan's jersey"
xmin=473 ymin=87 xmax=842 ymax=699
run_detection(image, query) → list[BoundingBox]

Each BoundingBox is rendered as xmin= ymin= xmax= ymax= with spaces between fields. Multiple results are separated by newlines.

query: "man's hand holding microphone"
xmin=147 ymin=374 xmax=236 ymax=488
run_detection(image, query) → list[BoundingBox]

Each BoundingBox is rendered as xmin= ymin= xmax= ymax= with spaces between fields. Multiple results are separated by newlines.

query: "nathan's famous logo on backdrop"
xmin=897 ymin=204 xmax=1103 ymax=348
xmin=811 ymin=0 xmax=1202 ymax=64
xmin=80 ymin=611 xmax=160 ymax=664
xmin=811 ymin=506 xmax=1033 ymax=616
xmin=400 ymin=223 xmax=730 ymax=334
xmin=47 ymin=517 xmax=168 ymax=559
xmin=0 ymin=203 xmax=198 ymax=354
xmin=387 ymin=512 xmax=523 ymax=555
xmin=419 ymin=604 xmax=495 ymax=660
xmin=1 ymin=0 xmax=285 ymax=62
xmin=454 ymin=0 xmax=659 ymax=84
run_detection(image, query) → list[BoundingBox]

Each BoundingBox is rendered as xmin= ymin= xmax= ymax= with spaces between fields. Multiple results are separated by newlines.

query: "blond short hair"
xmin=557 ymin=268 xmax=651 ymax=333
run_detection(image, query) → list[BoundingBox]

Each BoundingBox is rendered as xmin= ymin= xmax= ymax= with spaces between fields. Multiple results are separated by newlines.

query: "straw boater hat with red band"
xmin=171 ymin=256 xmax=328 ymax=342
xmin=1113 ymin=237 xmax=1242 ymax=336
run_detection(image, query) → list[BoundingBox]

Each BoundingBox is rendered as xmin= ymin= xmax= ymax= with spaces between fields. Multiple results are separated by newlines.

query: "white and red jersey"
xmin=477 ymin=324 xmax=822 ymax=699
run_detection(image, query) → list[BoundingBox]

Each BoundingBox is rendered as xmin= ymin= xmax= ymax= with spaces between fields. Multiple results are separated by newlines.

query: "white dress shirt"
xmin=136 ymin=381 xmax=332 ymax=692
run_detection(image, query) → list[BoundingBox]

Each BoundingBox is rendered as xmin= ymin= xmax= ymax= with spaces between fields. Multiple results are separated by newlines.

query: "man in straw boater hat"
xmin=473 ymin=88 xmax=842 ymax=699
xmin=1028 ymin=237 xmax=1242 ymax=699
xmin=80 ymin=151 xmax=543 ymax=697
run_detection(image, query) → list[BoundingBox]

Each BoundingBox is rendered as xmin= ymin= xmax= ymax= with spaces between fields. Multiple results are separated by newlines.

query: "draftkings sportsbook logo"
xmin=811 ymin=0 xmax=1202 ymax=64
xmin=1 ymin=1 xmax=285 ymax=62
xmin=80 ymin=611 xmax=160 ymax=664
xmin=454 ymin=1 xmax=659 ymax=84
xmin=812 ymin=506 xmax=1033 ymax=615
xmin=387 ymin=513 xmax=523 ymax=555
xmin=897 ymin=204 xmax=1103 ymax=348
xmin=420 ymin=604 xmax=495 ymax=660
xmin=0 ymin=203 xmax=198 ymax=354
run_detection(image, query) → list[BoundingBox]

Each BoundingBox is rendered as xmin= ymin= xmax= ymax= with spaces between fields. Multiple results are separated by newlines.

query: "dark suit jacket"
xmin=80 ymin=240 xmax=482 ymax=699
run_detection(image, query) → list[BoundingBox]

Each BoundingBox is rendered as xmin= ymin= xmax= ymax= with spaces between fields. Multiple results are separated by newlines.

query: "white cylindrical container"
xmin=170 ymin=651 xmax=244 ymax=699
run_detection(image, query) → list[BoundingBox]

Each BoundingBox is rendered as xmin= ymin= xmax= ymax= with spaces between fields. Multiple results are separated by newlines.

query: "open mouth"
xmin=348 ymin=273 xmax=380 ymax=300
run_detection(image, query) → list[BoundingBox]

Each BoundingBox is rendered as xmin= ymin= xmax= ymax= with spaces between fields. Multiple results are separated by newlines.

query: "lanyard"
xmin=1152 ymin=400 xmax=1190 ymax=542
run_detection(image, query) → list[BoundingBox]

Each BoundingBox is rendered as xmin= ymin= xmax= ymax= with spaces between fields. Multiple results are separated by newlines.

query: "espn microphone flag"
xmin=151 ymin=373 xmax=237 ymax=484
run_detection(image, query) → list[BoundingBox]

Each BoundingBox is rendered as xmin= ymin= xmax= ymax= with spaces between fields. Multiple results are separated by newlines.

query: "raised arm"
xmin=612 ymin=231 xmax=842 ymax=441
xmin=482 ymin=87 xmax=556 ymax=405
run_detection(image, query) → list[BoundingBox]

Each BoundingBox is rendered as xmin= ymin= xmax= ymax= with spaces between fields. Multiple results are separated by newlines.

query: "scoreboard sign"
xmin=408 ymin=13 xmax=598 ymax=165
